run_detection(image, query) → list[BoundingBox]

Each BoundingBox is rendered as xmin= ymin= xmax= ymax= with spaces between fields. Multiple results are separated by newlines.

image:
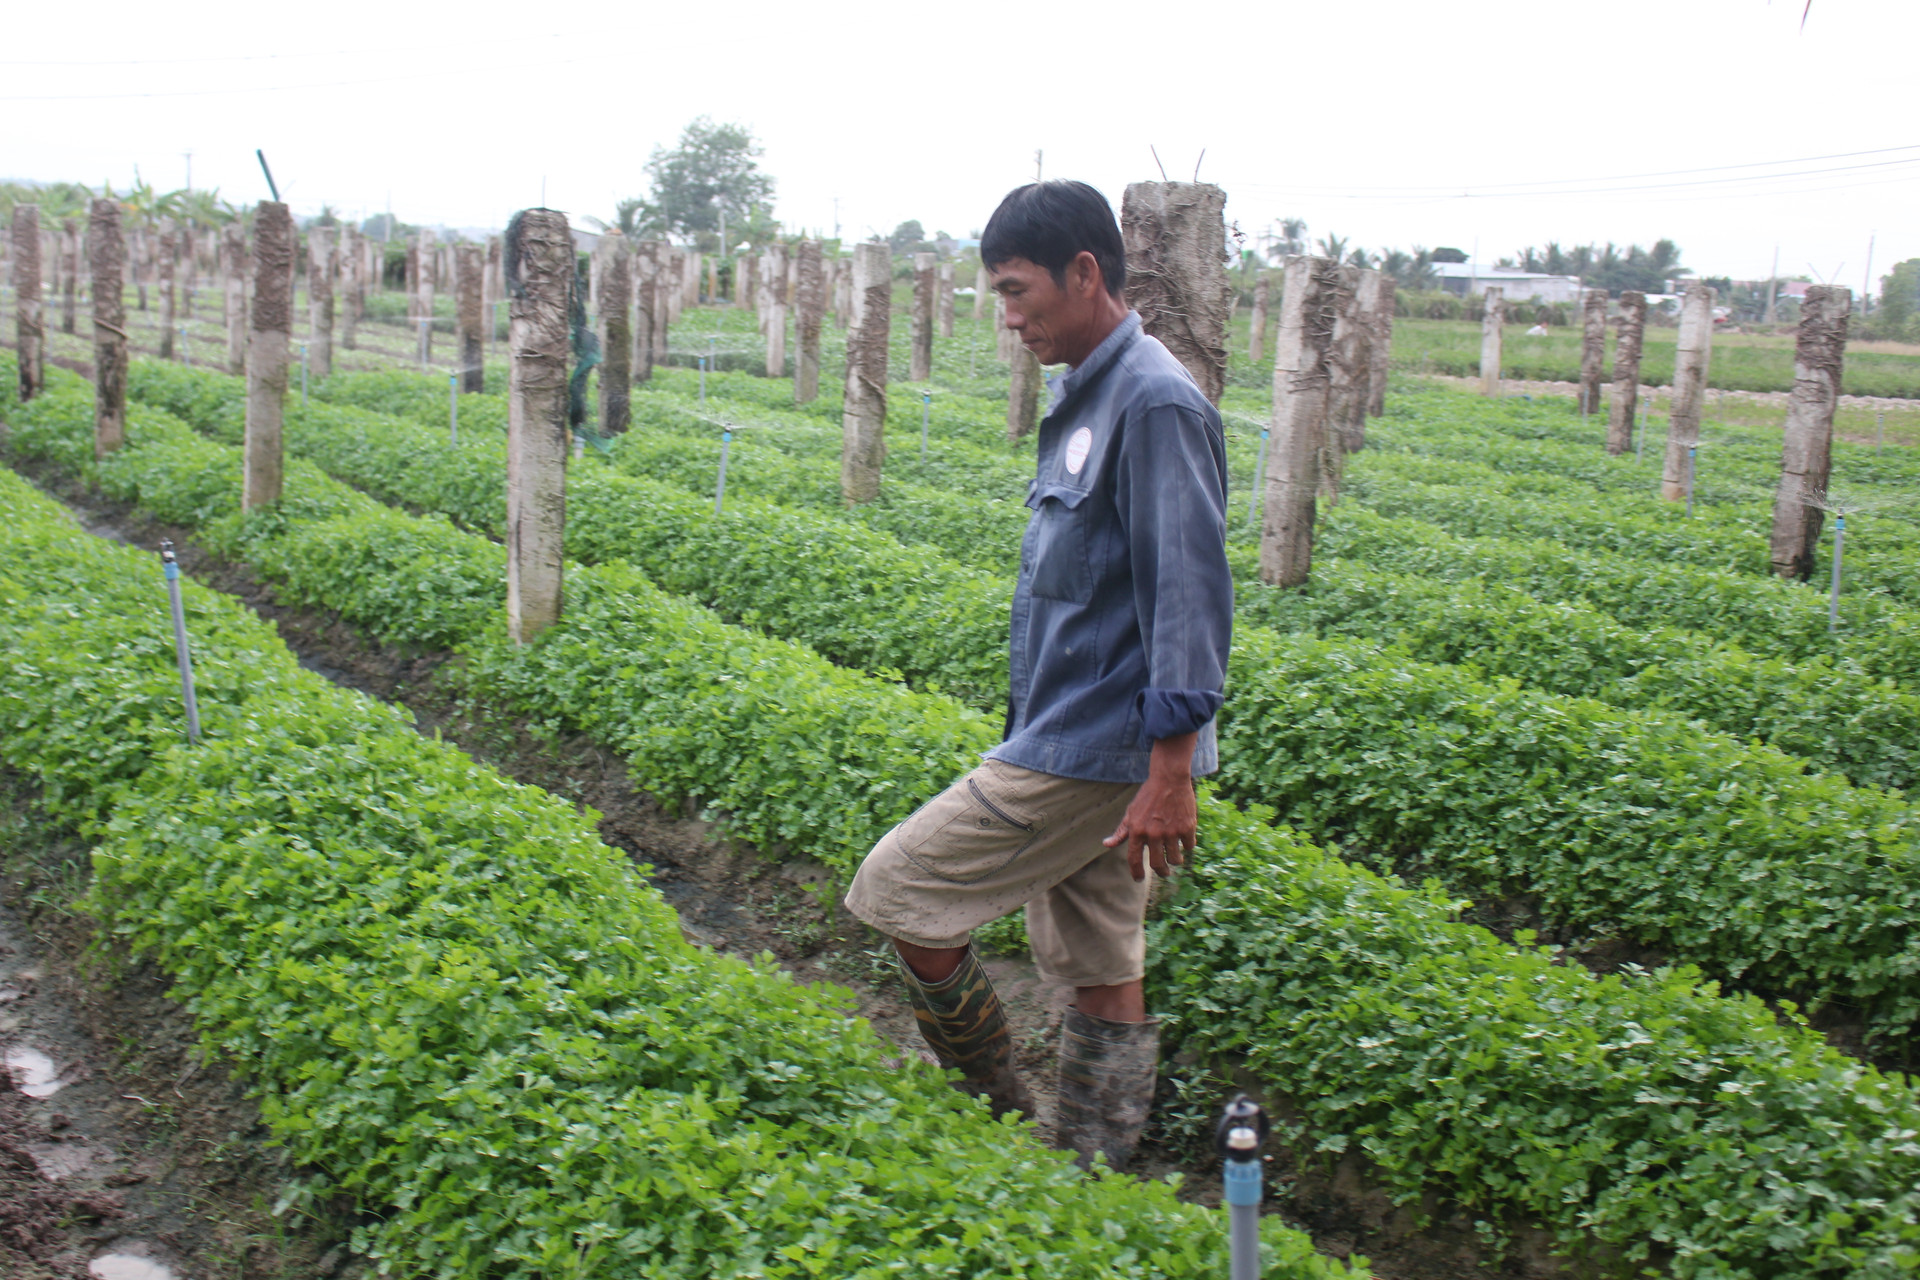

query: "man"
xmin=844 ymin=181 xmax=1232 ymax=1171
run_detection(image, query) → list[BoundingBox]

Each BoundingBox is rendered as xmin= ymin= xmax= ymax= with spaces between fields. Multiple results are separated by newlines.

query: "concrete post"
xmin=738 ymin=253 xmax=756 ymax=312
xmin=794 ymin=238 xmax=825 ymax=403
xmin=414 ymin=228 xmax=437 ymax=364
xmin=11 ymin=204 xmax=43 ymax=402
xmin=340 ymin=224 xmax=361 ymax=351
xmin=1769 ymin=285 xmax=1849 ymax=580
xmin=89 ymin=198 xmax=128 ymax=459
xmin=633 ymin=239 xmax=658 ymax=382
xmin=841 ymin=242 xmax=891 ymax=506
xmin=1259 ymin=255 xmax=1339 ymax=588
xmin=60 ymin=218 xmax=79 ymax=336
xmin=223 ymin=224 xmax=248 ymax=375
xmin=762 ymin=243 xmax=787 ymax=377
xmin=597 ymin=233 xmax=631 ymax=434
xmin=833 ymin=257 xmax=851 ymax=329
xmin=1578 ymin=288 xmax=1608 ymax=418
xmin=1319 ymin=266 xmax=1366 ymax=504
xmin=243 ymin=202 xmax=293 ymax=512
xmin=652 ymin=243 xmax=673 ymax=363
xmin=1662 ymin=282 xmax=1715 ymax=503
xmin=996 ymin=293 xmax=1018 ymax=364
xmin=666 ymin=247 xmax=686 ymax=324
xmin=938 ymin=262 xmax=955 ymax=339
xmin=1007 ymin=344 xmax=1042 ymax=442
xmin=910 ymin=251 xmax=936 ymax=381
xmin=1366 ymin=276 xmax=1396 ymax=418
xmin=1478 ymin=287 xmax=1504 ymax=396
xmin=1248 ymin=274 xmax=1270 ymax=362
xmin=457 ymin=242 xmax=486 ymax=394
xmin=974 ymin=263 xmax=991 ymax=321
xmin=505 ymin=209 xmax=572 ymax=644
xmin=158 ymin=225 xmax=177 ymax=359
xmin=1121 ymin=181 xmax=1232 ymax=403
xmin=1606 ymin=291 xmax=1647 ymax=455
xmin=307 ymin=226 xmax=335 ymax=379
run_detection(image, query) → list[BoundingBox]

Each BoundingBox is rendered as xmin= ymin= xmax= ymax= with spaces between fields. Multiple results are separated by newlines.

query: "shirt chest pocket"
xmin=1026 ymin=481 xmax=1093 ymax=604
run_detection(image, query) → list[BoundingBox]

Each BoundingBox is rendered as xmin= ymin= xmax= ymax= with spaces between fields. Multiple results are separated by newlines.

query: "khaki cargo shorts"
xmin=844 ymin=758 xmax=1147 ymax=988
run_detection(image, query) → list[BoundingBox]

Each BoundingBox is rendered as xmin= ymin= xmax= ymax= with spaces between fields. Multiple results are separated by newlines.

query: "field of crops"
xmin=6 ymin=281 xmax=1920 ymax=1278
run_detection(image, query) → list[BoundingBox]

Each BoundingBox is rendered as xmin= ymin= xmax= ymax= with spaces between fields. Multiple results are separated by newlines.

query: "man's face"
xmin=990 ymin=256 xmax=1081 ymax=366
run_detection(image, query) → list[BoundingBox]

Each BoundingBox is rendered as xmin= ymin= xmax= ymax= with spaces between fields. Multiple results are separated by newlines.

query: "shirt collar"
xmin=1046 ymin=311 xmax=1142 ymax=414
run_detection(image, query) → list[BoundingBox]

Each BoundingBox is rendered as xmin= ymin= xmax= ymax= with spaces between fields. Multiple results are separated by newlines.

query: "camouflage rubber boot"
xmin=1055 ymin=1007 xmax=1160 ymax=1171
xmin=898 ymin=947 xmax=1036 ymax=1121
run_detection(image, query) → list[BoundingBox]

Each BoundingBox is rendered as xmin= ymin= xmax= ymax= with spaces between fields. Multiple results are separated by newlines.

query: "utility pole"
xmin=1863 ymin=232 xmax=1876 ymax=316
xmin=1035 ymin=149 xmax=1043 ymax=182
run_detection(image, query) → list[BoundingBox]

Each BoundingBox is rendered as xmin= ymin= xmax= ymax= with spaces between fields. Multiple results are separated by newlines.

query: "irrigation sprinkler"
xmin=1829 ymin=514 xmax=1846 ymax=633
xmin=1247 ymin=428 xmax=1270 ymax=526
xmin=448 ymin=374 xmax=459 ymax=446
xmin=699 ymin=356 xmax=708 ymax=404
xmin=920 ymin=390 xmax=931 ymax=465
xmin=1685 ymin=445 xmax=1697 ymax=517
xmin=714 ymin=428 xmax=732 ymax=515
xmin=158 ymin=541 xmax=202 ymax=745
xmin=1217 ymin=1095 xmax=1269 ymax=1280
xmin=300 ymin=343 xmax=309 ymax=406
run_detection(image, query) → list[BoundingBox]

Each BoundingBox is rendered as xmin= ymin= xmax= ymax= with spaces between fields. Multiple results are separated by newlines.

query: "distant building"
xmin=1431 ymin=262 xmax=1586 ymax=305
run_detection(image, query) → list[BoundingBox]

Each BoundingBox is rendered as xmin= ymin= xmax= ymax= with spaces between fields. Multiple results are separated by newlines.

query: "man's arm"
xmin=1104 ymin=399 xmax=1233 ymax=879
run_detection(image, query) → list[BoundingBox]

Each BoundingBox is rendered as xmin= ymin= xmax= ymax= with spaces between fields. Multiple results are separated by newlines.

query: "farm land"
xmin=3 ymin=256 xmax=1920 ymax=1280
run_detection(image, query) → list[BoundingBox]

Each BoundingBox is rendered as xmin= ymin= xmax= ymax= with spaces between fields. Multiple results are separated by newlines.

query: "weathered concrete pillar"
xmin=996 ymin=293 xmax=1018 ymax=364
xmin=11 ymin=204 xmax=43 ymax=402
xmin=841 ymin=241 xmax=891 ymax=505
xmin=833 ymin=257 xmax=851 ymax=328
xmin=1340 ymin=269 xmax=1384 ymax=451
xmin=1606 ymin=291 xmax=1647 ymax=455
xmin=89 ymin=198 xmax=128 ymax=459
xmin=414 ymin=228 xmax=437 ymax=364
xmin=1260 ymin=255 xmax=1339 ymax=588
xmin=308 ymin=226 xmax=335 ymax=379
xmin=938 ymin=262 xmax=955 ymax=339
xmin=133 ymin=226 xmax=150 ymax=312
xmin=652 ymin=243 xmax=673 ymax=362
xmin=244 ymin=202 xmax=293 ymax=512
xmin=1121 ymin=181 xmax=1232 ymax=403
xmin=684 ymin=247 xmax=701 ymax=310
xmin=1366 ymin=276 xmax=1396 ymax=418
xmin=737 ymin=253 xmax=756 ymax=312
xmin=1320 ymin=266 xmax=1366 ymax=504
xmin=1007 ymin=344 xmax=1043 ymax=442
xmin=666 ymin=247 xmax=686 ymax=324
xmin=631 ymin=239 xmax=657 ymax=382
xmin=794 ymin=238 xmax=825 ymax=403
xmin=910 ymin=251 xmax=936 ymax=381
xmin=1478 ymin=287 xmax=1504 ymax=395
xmin=1248 ymin=274 xmax=1270 ymax=362
xmin=1769 ymin=284 xmax=1849 ymax=580
xmin=223 ymin=224 xmax=248 ymax=375
xmin=457 ymin=242 xmax=486 ymax=394
xmin=707 ymin=254 xmax=718 ymax=304
xmin=340 ymin=224 xmax=362 ymax=351
xmin=505 ymin=209 xmax=572 ymax=644
xmin=597 ymin=234 xmax=630 ymax=434
xmin=974 ymin=263 xmax=991 ymax=321
xmin=1578 ymin=288 xmax=1608 ymax=418
xmin=179 ymin=224 xmax=196 ymax=321
xmin=61 ymin=217 xmax=79 ymax=336
xmin=1661 ymin=282 xmax=1715 ymax=503
xmin=158 ymin=225 xmax=177 ymax=359
xmin=762 ymin=243 xmax=787 ymax=378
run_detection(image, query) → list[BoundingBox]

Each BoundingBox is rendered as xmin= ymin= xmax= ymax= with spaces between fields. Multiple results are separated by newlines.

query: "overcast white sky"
xmin=8 ymin=0 xmax=1915 ymax=291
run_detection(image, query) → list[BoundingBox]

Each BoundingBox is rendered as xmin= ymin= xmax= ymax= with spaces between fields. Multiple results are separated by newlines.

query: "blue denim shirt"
xmin=988 ymin=312 xmax=1232 ymax=784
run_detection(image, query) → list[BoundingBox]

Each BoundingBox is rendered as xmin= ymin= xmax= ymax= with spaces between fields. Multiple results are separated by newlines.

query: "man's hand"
xmin=1104 ymin=732 xmax=1199 ymax=881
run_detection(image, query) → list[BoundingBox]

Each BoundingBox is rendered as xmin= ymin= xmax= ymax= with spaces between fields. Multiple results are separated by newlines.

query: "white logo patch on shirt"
xmin=1064 ymin=426 xmax=1093 ymax=476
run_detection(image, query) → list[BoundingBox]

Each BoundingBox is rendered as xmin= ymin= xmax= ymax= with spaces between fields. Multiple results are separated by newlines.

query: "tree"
xmin=632 ymin=117 xmax=775 ymax=248
xmin=1315 ymin=232 xmax=1349 ymax=262
xmin=1872 ymin=258 xmax=1920 ymax=340
xmin=887 ymin=220 xmax=927 ymax=255
xmin=1431 ymin=247 xmax=1469 ymax=264
xmin=1278 ymin=218 xmax=1307 ymax=257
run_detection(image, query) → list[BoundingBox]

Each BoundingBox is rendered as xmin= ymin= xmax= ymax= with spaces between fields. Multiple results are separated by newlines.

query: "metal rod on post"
xmin=159 ymin=540 xmax=202 ymax=745
xmin=714 ymin=428 xmax=732 ymax=515
xmin=1829 ymin=514 xmax=1846 ymax=632
xmin=920 ymin=390 xmax=931 ymax=465
xmin=1218 ymin=1095 xmax=1268 ymax=1280
xmin=1247 ymin=428 xmax=1269 ymax=526
xmin=449 ymin=373 xmax=459 ymax=446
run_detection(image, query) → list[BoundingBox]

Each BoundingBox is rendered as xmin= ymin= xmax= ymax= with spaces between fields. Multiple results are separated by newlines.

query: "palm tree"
xmin=1316 ymin=232 xmax=1348 ymax=262
xmin=1280 ymin=218 xmax=1307 ymax=257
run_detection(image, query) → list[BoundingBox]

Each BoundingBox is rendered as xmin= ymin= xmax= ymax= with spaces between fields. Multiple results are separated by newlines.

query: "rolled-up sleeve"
xmin=1114 ymin=400 xmax=1233 ymax=742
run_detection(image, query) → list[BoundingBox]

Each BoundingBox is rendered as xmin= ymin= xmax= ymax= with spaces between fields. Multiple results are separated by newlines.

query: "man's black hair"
xmin=980 ymin=181 xmax=1126 ymax=298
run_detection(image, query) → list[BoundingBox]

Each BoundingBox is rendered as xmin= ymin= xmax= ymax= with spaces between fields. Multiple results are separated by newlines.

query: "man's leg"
xmin=890 ymin=937 xmax=1035 ymax=1119
xmin=1029 ymin=850 xmax=1159 ymax=1172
